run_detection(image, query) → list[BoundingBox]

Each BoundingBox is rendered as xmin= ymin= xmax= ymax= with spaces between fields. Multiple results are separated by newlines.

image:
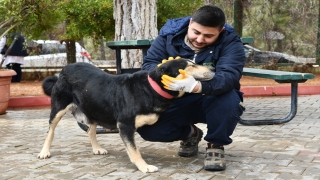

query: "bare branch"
xmin=0 ymin=18 xmax=14 ymax=29
xmin=0 ymin=22 xmax=19 ymax=39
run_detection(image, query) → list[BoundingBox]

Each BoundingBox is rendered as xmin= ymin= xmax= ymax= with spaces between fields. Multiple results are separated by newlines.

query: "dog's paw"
xmin=37 ymin=151 xmax=51 ymax=159
xmin=93 ymin=148 xmax=108 ymax=155
xmin=140 ymin=165 xmax=158 ymax=173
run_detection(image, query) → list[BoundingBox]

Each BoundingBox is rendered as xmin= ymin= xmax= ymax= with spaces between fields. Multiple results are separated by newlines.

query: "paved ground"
xmin=0 ymin=95 xmax=320 ymax=180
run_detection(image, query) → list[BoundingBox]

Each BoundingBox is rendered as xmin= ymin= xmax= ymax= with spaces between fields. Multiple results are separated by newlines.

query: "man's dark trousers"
xmin=6 ymin=63 xmax=22 ymax=82
xmin=137 ymin=89 xmax=245 ymax=147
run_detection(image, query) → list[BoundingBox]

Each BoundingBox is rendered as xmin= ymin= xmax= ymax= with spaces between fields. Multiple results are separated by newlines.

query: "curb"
xmin=241 ymin=85 xmax=320 ymax=97
xmin=8 ymin=96 xmax=51 ymax=108
xmin=8 ymin=85 xmax=320 ymax=108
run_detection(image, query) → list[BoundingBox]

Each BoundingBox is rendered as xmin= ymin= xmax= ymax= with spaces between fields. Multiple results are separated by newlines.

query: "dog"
xmin=37 ymin=58 xmax=215 ymax=173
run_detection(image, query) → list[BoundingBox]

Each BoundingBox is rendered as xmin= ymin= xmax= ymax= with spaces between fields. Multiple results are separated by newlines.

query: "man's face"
xmin=187 ymin=19 xmax=224 ymax=49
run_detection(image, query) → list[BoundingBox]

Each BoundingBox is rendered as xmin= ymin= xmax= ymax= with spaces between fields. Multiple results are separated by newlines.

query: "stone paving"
xmin=0 ymin=95 xmax=320 ymax=180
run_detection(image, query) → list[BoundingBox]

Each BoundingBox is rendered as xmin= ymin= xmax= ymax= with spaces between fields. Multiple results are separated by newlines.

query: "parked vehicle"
xmin=244 ymin=44 xmax=315 ymax=64
xmin=23 ymin=40 xmax=91 ymax=67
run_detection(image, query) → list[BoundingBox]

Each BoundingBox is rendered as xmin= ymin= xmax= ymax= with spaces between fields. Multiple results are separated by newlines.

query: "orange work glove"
xmin=157 ymin=56 xmax=181 ymax=67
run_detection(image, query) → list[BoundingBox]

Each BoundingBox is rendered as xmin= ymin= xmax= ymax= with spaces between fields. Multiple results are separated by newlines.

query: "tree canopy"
xmin=0 ymin=0 xmax=114 ymax=44
xmin=157 ymin=0 xmax=203 ymax=30
xmin=62 ymin=0 xmax=114 ymax=43
xmin=0 ymin=0 xmax=63 ymax=39
xmin=0 ymin=0 xmax=319 ymax=64
xmin=0 ymin=0 xmax=114 ymax=63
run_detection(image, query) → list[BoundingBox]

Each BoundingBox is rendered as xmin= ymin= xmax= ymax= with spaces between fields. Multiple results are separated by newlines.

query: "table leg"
xmin=239 ymin=82 xmax=298 ymax=125
xmin=115 ymin=47 xmax=122 ymax=74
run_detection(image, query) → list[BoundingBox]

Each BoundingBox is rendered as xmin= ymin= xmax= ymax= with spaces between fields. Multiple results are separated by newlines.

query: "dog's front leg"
xmin=87 ymin=124 xmax=108 ymax=155
xmin=118 ymin=123 xmax=158 ymax=173
xmin=38 ymin=116 xmax=61 ymax=159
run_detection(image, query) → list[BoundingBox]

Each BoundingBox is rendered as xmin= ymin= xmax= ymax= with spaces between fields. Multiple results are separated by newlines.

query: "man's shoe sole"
xmin=177 ymin=148 xmax=198 ymax=157
xmin=204 ymin=165 xmax=226 ymax=171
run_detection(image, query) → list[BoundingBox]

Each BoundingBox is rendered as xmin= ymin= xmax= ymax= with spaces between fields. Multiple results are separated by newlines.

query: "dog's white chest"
xmin=135 ymin=114 xmax=159 ymax=128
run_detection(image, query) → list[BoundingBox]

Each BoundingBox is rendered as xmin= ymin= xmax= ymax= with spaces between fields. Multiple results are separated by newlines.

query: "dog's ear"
xmin=157 ymin=59 xmax=188 ymax=77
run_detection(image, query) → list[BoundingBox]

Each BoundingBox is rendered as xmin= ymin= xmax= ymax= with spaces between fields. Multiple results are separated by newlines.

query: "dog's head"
xmin=148 ymin=58 xmax=215 ymax=98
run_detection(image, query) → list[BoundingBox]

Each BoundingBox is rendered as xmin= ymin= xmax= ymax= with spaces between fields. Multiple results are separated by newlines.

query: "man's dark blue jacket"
xmin=142 ymin=16 xmax=245 ymax=96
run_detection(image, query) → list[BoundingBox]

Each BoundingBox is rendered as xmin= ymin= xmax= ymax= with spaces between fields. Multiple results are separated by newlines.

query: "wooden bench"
xmin=106 ymin=39 xmax=315 ymax=126
xmin=20 ymin=60 xmax=117 ymax=80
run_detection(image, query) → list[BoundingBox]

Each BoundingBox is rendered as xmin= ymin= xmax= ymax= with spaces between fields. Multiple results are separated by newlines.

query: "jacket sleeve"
xmin=0 ymin=37 xmax=6 ymax=51
xmin=200 ymin=36 xmax=245 ymax=95
xmin=142 ymin=36 xmax=169 ymax=71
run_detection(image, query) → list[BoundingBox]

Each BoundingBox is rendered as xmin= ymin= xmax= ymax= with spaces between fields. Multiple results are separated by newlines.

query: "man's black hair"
xmin=191 ymin=5 xmax=226 ymax=30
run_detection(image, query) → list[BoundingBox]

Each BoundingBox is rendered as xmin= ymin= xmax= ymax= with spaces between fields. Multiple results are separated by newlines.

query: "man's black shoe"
xmin=178 ymin=125 xmax=203 ymax=157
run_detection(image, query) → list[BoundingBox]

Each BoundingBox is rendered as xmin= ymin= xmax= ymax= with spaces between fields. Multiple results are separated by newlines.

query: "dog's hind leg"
xmin=38 ymin=104 xmax=73 ymax=159
xmin=70 ymin=107 xmax=108 ymax=154
xmin=87 ymin=124 xmax=108 ymax=155
xmin=118 ymin=123 xmax=158 ymax=173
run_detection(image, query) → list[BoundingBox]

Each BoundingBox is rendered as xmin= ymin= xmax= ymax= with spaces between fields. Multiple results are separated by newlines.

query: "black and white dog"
xmin=37 ymin=58 xmax=215 ymax=173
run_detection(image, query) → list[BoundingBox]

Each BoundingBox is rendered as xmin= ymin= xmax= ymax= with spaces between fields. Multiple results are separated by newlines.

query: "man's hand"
xmin=161 ymin=69 xmax=199 ymax=93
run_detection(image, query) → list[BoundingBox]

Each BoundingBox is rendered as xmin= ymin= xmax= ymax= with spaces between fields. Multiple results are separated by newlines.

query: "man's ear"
xmin=189 ymin=18 xmax=193 ymax=26
xmin=220 ymin=26 xmax=225 ymax=32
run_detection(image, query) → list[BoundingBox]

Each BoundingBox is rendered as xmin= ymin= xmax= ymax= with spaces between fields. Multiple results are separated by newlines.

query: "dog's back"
xmin=42 ymin=62 xmax=156 ymax=125
xmin=42 ymin=62 xmax=111 ymax=99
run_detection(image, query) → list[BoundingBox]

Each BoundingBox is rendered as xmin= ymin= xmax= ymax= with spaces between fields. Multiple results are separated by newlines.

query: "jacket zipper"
xmin=192 ymin=54 xmax=197 ymax=63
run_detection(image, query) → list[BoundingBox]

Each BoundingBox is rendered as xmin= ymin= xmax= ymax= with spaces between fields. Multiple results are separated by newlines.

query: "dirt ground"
xmin=9 ymin=73 xmax=320 ymax=97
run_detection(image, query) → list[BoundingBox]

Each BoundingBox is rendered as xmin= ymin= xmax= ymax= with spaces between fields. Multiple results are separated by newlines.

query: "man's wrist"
xmin=192 ymin=81 xmax=202 ymax=93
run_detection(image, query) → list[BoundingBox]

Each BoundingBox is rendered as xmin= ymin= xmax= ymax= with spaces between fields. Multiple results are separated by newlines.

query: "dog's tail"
xmin=42 ymin=76 xmax=58 ymax=96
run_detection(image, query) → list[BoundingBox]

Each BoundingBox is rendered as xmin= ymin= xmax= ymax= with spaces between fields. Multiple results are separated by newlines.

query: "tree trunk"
xmin=63 ymin=20 xmax=76 ymax=64
xmin=100 ymin=38 xmax=106 ymax=60
xmin=204 ymin=0 xmax=215 ymax=5
xmin=65 ymin=40 xmax=77 ymax=64
xmin=113 ymin=0 xmax=158 ymax=68
xmin=78 ymin=38 xmax=85 ymax=49
xmin=233 ymin=0 xmax=244 ymax=37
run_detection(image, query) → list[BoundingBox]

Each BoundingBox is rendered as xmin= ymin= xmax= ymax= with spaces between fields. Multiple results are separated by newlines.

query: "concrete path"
xmin=0 ymin=95 xmax=320 ymax=179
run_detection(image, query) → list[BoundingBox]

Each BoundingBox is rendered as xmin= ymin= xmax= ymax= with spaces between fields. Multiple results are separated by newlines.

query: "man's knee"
xmin=137 ymin=127 xmax=158 ymax=141
xmin=203 ymin=90 xmax=244 ymax=125
xmin=206 ymin=90 xmax=243 ymax=109
xmin=137 ymin=125 xmax=190 ymax=142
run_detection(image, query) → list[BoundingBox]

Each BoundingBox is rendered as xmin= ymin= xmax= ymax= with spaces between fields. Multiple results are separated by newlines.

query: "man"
xmin=0 ymin=33 xmax=29 ymax=82
xmin=137 ymin=5 xmax=245 ymax=171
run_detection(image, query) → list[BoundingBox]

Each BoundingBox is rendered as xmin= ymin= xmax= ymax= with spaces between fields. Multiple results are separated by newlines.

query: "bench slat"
xmin=240 ymin=37 xmax=254 ymax=44
xmin=243 ymin=67 xmax=314 ymax=81
xmin=107 ymin=38 xmax=251 ymax=47
xmin=106 ymin=40 xmax=153 ymax=49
